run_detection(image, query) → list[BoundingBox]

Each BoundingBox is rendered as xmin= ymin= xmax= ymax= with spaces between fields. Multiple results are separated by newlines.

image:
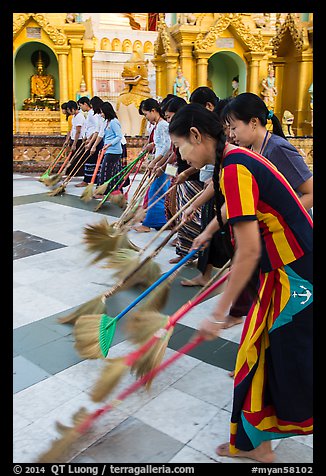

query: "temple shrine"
xmin=13 ymin=13 xmax=313 ymax=172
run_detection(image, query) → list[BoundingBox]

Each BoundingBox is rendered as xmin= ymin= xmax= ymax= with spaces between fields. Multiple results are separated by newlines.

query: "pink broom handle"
xmin=124 ymin=152 xmax=147 ymax=197
xmin=123 ymin=269 xmax=231 ymax=366
xmin=77 ymin=334 xmax=204 ymax=433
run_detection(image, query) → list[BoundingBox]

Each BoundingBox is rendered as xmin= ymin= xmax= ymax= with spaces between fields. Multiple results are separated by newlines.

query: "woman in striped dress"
xmin=169 ymin=104 xmax=313 ymax=463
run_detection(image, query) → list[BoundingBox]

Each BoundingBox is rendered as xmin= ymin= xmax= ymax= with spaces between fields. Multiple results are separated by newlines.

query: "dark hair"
xmin=164 ymin=96 xmax=187 ymax=114
xmin=100 ymin=101 xmax=117 ymax=121
xmin=221 ymin=92 xmax=286 ymax=139
xmin=77 ymin=96 xmax=91 ymax=106
xmin=160 ymin=94 xmax=177 ymax=113
xmin=214 ymin=97 xmax=233 ymax=120
xmin=190 ymin=86 xmax=220 ymax=108
xmin=90 ymin=96 xmax=104 ymax=114
xmin=66 ymin=100 xmax=78 ymax=111
xmin=61 ymin=102 xmax=67 ymax=110
xmin=141 ymin=98 xmax=164 ymax=118
xmin=61 ymin=102 xmax=69 ymax=120
xmin=169 ymin=103 xmax=225 ymax=229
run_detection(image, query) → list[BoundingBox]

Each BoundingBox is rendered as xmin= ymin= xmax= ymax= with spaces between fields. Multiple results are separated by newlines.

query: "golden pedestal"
xmin=16 ymin=110 xmax=61 ymax=135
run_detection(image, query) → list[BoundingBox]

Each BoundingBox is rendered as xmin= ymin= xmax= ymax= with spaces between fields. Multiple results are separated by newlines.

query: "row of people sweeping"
xmin=60 ymin=96 xmax=129 ymax=200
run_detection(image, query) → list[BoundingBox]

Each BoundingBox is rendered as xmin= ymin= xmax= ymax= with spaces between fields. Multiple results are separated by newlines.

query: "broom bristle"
xmin=43 ymin=173 xmax=62 ymax=187
xmin=57 ymin=295 xmax=105 ymax=325
xmin=110 ymin=193 xmax=127 ymax=209
xmin=124 ymin=311 xmax=169 ymax=345
xmin=74 ymin=314 xmax=104 ymax=359
xmin=48 ymin=184 xmax=66 ymax=196
xmin=36 ymin=407 xmax=90 ymax=463
xmin=90 ymin=357 xmax=129 ymax=402
xmin=93 ymin=182 xmax=108 ymax=196
xmin=80 ymin=183 xmax=95 ymax=202
xmin=131 ymin=328 xmax=174 ymax=389
xmin=83 ymin=219 xmax=125 ymax=264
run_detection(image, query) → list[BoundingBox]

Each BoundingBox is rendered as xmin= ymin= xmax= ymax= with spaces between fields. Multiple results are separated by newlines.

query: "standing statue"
xmin=173 ymin=67 xmax=190 ymax=101
xmin=308 ymin=82 xmax=313 ymax=127
xmin=76 ymin=76 xmax=90 ymax=101
xmin=261 ymin=64 xmax=277 ymax=110
xmin=282 ymin=110 xmax=295 ymax=137
xmin=116 ymin=51 xmax=151 ymax=136
xmin=231 ymin=75 xmax=239 ymax=97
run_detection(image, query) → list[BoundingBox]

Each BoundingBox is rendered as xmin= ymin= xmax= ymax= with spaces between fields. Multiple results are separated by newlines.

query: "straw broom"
xmin=42 ymin=146 xmax=80 ymax=187
xmin=94 ymin=155 xmax=152 ymax=212
xmin=38 ymin=143 xmax=67 ymax=182
xmin=90 ymin=266 xmax=231 ymax=401
xmin=82 ymin=217 xmax=139 ymax=265
xmin=73 ymin=245 xmax=199 ymax=361
xmin=58 ymin=222 xmax=182 ymax=326
xmin=48 ymin=146 xmax=88 ymax=196
xmin=80 ymin=148 xmax=105 ymax=202
xmin=36 ymin=335 xmax=203 ymax=463
xmin=93 ymin=150 xmax=148 ymax=198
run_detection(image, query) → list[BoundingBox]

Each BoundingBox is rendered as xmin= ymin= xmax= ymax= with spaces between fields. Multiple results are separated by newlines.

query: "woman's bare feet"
xmin=180 ymin=274 xmax=209 ymax=287
xmin=223 ymin=315 xmax=244 ymax=329
xmin=216 ymin=442 xmax=275 ymax=463
xmin=133 ymin=225 xmax=151 ymax=233
xmin=228 ymin=370 xmax=235 ymax=378
xmin=169 ymin=256 xmax=182 ymax=264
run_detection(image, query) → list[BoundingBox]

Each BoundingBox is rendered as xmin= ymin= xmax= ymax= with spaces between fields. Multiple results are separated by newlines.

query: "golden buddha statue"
xmin=23 ymin=50 xmax=58 ymax=111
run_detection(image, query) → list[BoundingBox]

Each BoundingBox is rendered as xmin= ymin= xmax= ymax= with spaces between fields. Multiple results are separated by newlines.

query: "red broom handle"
xmin=77 ymin=334 xmax=204 ymax=433
xmin=57 ymin=151 xmax=73 ymax=174
xmin=90 ymin=148 xmax=105 ymax=185
xmin=123 ymin=270 xmax=231 ymax=365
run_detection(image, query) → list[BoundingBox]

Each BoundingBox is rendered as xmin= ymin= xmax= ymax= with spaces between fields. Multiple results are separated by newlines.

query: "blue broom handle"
xmin=113 ymin=248 xmax=199 ymax=323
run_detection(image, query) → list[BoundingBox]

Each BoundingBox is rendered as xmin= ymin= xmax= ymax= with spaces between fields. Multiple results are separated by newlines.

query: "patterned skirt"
xmin=175 ymin=180 xmax=203 ymax=257
xmin=99 ymin=153 xmax=123 ymax=195
xmin=230 ymin=253 xmax=313 ymax=453
xmin=84 ymin=139 xmax=104 ymax=184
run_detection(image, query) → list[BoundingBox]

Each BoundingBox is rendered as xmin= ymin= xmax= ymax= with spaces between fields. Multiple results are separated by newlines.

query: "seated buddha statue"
xmin=23 ymin=50 xmax=58 ymax=110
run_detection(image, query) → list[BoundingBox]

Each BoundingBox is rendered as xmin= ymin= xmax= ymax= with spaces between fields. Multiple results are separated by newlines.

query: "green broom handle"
xmin=41 ymin=143 xmax=67 ymax=176
xmin=96 ymin=151 xmax=148 ymax=207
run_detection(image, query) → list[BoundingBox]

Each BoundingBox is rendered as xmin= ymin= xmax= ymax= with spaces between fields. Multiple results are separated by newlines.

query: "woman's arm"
xmin=297 ymin=176 xmax=313 ymax=212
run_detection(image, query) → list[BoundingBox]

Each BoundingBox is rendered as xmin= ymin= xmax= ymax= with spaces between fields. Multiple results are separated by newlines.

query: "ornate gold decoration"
xmin=271 ymin=13 xmax=303 ymax=54
xmin=194 ymin=13 xmax=264 ymax=52
xmin=116 ymin=51 xmax=151 ymax=109
xmin=13 ymin=13 xmax=66 ymax=45
xmin=154 ymin=13 xmax=175 ymax=56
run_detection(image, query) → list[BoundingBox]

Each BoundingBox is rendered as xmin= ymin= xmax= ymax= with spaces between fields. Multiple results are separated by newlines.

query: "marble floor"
xmin=13 ymin=172 xmax=313 ymax=465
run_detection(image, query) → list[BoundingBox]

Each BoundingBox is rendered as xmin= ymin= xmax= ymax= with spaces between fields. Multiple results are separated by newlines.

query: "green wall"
xmin=14 ymin=42 xmax=59 ymax=110
xmin=208 ymin=51 xmax=246 ymax=100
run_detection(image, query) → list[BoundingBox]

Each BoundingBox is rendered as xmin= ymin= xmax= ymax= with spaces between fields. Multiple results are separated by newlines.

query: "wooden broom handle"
xmin=140 ymin=188 xmax=204 ymax=254
xmin=90 ymin=148 xmax=105 ymax=185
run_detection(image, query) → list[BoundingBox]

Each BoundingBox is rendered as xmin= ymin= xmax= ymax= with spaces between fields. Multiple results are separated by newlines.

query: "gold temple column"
xmin=179 ymin=43 xmax=193 ymax=91
xmin=152 ymin=57 xmax=165 ymax=98
xmin=244 ymin=52 xmax=264 ymax=95
xmin=69 ymin=38 xmax=84 ymax=98
xmin=164 ymin=53 xmax=179 ymax=95
xmin=83 ymin=39 xmax=95 ymax=97
xmin=295 ymin=51 xmax=313 ymax=135
xmin=55 ymin=46 xmax=70 ymax=134
xmin=194 ymin=51 xmax=211 ymax=88
xmin=273 ymin=59 xmax=285 ymax=119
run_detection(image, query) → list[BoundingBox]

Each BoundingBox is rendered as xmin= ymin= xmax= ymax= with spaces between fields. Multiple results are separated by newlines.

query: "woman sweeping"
xmin=169 ymin=103 xmax=313 ymax=463
xmin=134 ymin=98 xmax=171 ymax=232
xmin=93 ymin=102 xmax=123 ymax=200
